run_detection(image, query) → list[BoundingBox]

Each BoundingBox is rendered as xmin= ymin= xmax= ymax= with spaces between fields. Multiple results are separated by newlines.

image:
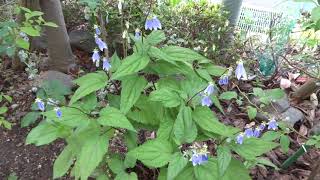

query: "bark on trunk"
xmin=39 ymin=0 xmax=75 ymax=73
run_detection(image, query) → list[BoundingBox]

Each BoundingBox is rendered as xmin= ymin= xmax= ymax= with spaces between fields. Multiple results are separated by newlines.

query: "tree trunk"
xmin=39 ymin=0 xmax=75 ymax=73
xmin=222 ymin=0 xmax=243 ymax=26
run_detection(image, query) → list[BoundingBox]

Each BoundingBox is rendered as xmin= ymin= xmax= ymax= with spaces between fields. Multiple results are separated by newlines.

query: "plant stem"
xmin=281 ymin=145 xmax=311 ymax=169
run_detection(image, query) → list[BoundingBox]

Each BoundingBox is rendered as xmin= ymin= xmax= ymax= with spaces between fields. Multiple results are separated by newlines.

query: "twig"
xmin=280 ymin=55 xmax=320 ymax=81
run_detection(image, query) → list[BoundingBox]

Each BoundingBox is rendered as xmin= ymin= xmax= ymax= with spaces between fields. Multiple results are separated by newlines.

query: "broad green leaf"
xmin=53 ymin=145 xmax=74 ymax=179
xmin=280 ymin=135 xmax=290 ymax=153
xmin=127 ymin=95 xmax=164 ymax=126
xmin=112 ymin=54 xmax=150 ymax=80
xmin=21 ymin=112 xmax=40 ymax=127
xmin=148 ymin=46 xmax=177 ymax=65
xmin=196 ymin=68 xmax=212 ymax=82
xmin=157 ymin=116 xmax=174 ymax=141
xmin=247 ymin=106 xmax=257 ymax=120
xmin=146 ymin=30 xmax=166 ymax=45
xmin=0 ymin=107 xmax=8 ymax=114
xmin=42 ymin=107 xmax=89 ymax=127
xmin=312 ymin=7 xmax=320 ymax=21
xmin=41 ymin=79 xmax=72 ymax=100
xmin=130 ymin=139 xmax=173 ymax=167
xmin=16 ymin=38 xmax=29 ymax=50
xmin=194 ymin=159 xmax=219 ymax=179
xmin=26 ymin=122 xmax=68 ymax=146
xmin=120 ymin=75 xmax=147 ymax=114
xmin=70 ymin=71 xmax=108 ymax=105
xmin=167 ymin=152 xmax=188 ymax=180
xmin=107 ymin=156 xmax=125 ymax=174
xmin=192 ymin=106 xmax=238 ymax=137
xmin=98 ymin=107 xmax=136 ymax=132
xmin=175 ymin=165 xmax=195 ymax=180
xmin=162 ymin=45 xmax=208 ymax=62
xmin=212 ymin=96 xmax=225 ymax=114
xmin=20 ymin=26 xmax=40 ymax=36
xmin=72 ymin=92 xmax=98 ymax=113
xmin=158 ymin=168 xmax=168 ymax=180
xmin=149 ymin=88 xmax=181 ymax=107
xmin=205 ymin=64 xmax=227 ymax=76
xmin=217 ymin=146 xmax=231 ymax=177
xmin=115 ymin=172 xmax=138 ymax=180
xmin=43 ymin=22 xmax=58 ymax=27
xmin=221 ymin=159 xmax=251 ymax=180
xmin=79 ymin=134 xmax=109 ymax=180
xmin=261 ymin=131 xmax=281 ymax=141
xmin=124 ymin=131 xmax=138 ymax=150
xmin=174 ymin=106 xmax=197 ymax=144
xmin=231 ymin=138 xmax=278 ymax=160
xmin=219 ymin=91 xmax=237 ymax=100
xmin=110 ymin=52 xmax=121 ymax=72
xmin=256 ymin=158 xmax=279 ymax=170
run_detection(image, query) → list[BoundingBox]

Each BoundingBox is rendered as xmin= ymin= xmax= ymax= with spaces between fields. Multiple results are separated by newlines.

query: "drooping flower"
xmin=135 ymin=28 xmax=141 ymax=39
xmin=102 ymin=57 xmax=111 ymax=71
xmin=191 ymin=152 xmax=209 ymax=166
xmin=204 ymin=82 xmax=215 ymax=95
xmin=19 ymin=32 xmax=29 ymax=42
xmin=235 ymin=60 xmax=247 ymax=80
xmin=236 ymin=133 xmax=244 ymax=144
xmin=54 ymin=107 xmax=62 ymax=118
xmin=268 ymin=118 xmax=278 ymax=130
xmin=259 ymin=122 xmax=266 ymax=131
xmin=145 ymin=16 xmax=162 ymax=30
xmin=92 ymin=49 xmax=100 ymax=63
xmin=244 ymin=128 xmax=254 ymax=138
xmin=95 ymin=36 xmax=108 ymax=51
xmin=35 ymin=98 xmax=45 ymax=111
xmin=94 ymin=25 xmax=101 ymax=35
xmin=201 ymin=96 xmax=212 ymax=107
xmin=253 ymin=126 xmax=262 ymax=137
xmin=218 ymin=76 xmax=229 ymax=86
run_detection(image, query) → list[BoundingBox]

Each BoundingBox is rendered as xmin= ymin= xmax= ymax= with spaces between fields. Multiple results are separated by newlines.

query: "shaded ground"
xmin=0 ymin=69 xmax=66 ymax=180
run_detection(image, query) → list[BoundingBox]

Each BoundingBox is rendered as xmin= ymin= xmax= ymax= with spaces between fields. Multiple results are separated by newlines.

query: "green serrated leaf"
xmin=231 ymin=138 xmax=278 ymax=160
xmin=247 ymin=106 xmax=257 ymax=120
xmin=21 ymin=112 xmax=40 ymax=127
xmin=205 ymin=64 xmax=227 ymax=76
xmin=79 ymin=134 xmax=109 ymax=180
xmin=112 ymin=54 xmax=150 ymax=80
xmin=219 ymin=91 xmax=237 ymax=100
xmin=162 ymin=45 xmax=208 ymax=62
xmin=42 ymin=107 xmax=89 ymax=127
xmin=192 ymin=106 xmax=238 ymax=137
xmin=20 ymin=26 xmax=40 ymax=36
xmin=98 ymin=107 xmax=136 ymax=132
xmin=174 ymin=106 xmax=197 ymax=144
xmin=115 ymin=172 xmax=138 ymax=180
xmin=70 ymin=71 xmax=108 ymax=105
xmin=0 ymin=107 xmax=8 ymax=114
xmin=16 ymin=37 xmax=29 ymax=50
xmin=167 ymin=152 xmax=188 ymax=180
xmin=212 ymin=96 xmax=225 ymax=114
xmin=130 ymin=139 xmax=173 ymax=167
xmin=217 ymin=146 xmax=231 ymax=177
xmin=53 ymin=145 xmax=74 ymax=179
xmin=146 ymin=30 xmax=166 ymax=45
xmin=107 ymin=156 xmax=125 ymax=174
xmin=280 ymin=135 xmax=290 ymax=153
xmin=120 ymin=75 xmax=147 ymax=114
xmin=149 ymin=88 xmax=182 ymax=108
xmin=26 ymin=122 xmax=68 ymax=146
xmin=110 ymin=52 xmax=121 ymax=72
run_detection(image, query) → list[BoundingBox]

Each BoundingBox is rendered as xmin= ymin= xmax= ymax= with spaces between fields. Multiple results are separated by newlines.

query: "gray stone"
xmin=280 ymin=107 xmax=304 ymax=127
xmin=311 ymin=123 xmax=320 ymax=136
xmin=251 ymin=95 xmax=290 ymax=114
xmin=33 ymin=70 xmax=74 ymax=90
xmin=69 ymin=29 xmax=95 ymax=53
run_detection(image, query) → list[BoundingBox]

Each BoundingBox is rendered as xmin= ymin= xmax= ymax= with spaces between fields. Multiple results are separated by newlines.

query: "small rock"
xmin=69 ymin=29 xmax=95 ymax=53
xmin=33 ymin=70 xmax=74 ymax=90
xmin=280 ymin=107 xmax=304 ymax=127
xmin=310 ymin=123 xmax=320 ymax=135
xmin=251 ymin=95 xmax=290 ymax=113
xmin=10 ymin=104 xmax=19 ymax=110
